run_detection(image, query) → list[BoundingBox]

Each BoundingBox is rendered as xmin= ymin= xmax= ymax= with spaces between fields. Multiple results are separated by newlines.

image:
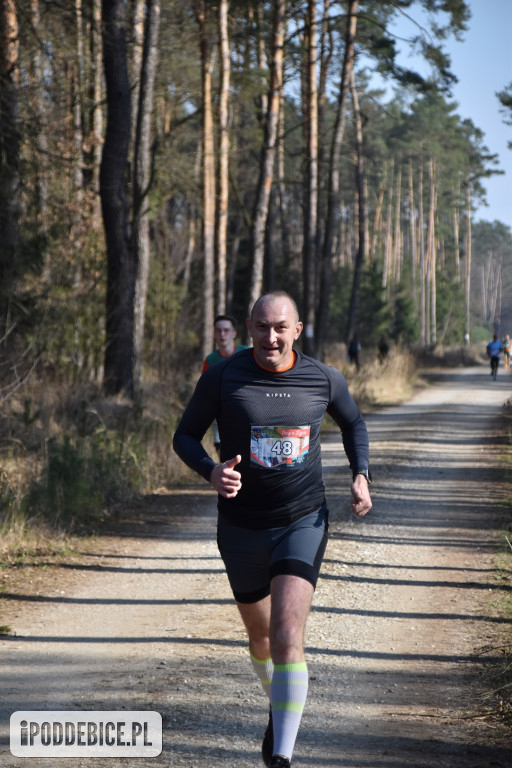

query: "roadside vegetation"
xmin=0 ymin=342 xmax=420 ymax=563
xmin=0 ymin=341 xmax=485 ymax=564
xmin=481 ymin=398 xmax=512 ymax=726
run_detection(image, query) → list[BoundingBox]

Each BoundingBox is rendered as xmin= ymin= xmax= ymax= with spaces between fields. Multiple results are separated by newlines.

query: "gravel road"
xmin=1 ymin=365 xmax=511 ymax=767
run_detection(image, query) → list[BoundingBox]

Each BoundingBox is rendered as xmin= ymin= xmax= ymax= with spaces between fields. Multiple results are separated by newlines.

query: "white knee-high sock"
xmin=250 ymin=652 xmax=274 ymax=700
xmin=271 ymin=661 xmax=309 ymax=759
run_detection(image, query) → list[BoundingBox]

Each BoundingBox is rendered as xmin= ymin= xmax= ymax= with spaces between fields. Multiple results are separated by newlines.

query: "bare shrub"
xmin=324 ymin=343 xmax=418 ymax=411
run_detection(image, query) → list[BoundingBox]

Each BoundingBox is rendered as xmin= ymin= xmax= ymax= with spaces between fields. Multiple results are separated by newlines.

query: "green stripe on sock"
xmin=272 ymin=702 xmax=305 ymax=712
xmin=273 ymin=661 xmax=308 ymax=673
xmin=271 ymin=661 xmax=309 ymax=759
xmin=250 ymin=652 xmax=274 ymax=699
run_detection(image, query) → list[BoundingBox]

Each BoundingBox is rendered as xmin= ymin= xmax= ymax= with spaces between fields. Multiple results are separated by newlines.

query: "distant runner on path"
xmin=486 ymin=334 xmax=503 ymax=380
xmin=173 ymin=290 xmax=372 ymax=768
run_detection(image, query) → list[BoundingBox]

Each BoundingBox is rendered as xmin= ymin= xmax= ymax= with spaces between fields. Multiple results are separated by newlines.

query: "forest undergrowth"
xmin=484 ymin=397 xmax=512 ymax=726
xmin=0 ymin=342 xmax=488 ymax=562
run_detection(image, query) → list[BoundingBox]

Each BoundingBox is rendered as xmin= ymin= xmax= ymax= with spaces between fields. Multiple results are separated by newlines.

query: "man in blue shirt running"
xmin=486 ymin=334 xmax=503 ymax=380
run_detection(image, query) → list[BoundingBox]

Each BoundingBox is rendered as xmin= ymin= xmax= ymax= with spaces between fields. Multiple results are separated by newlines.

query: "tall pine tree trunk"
xmin=453 ymin=206 xmax=460 ymax=283
xmin=315 ymin=0 xmax=332 ymax=270
xmin=303 ymin=0 xmax=318 ymax=355
xmin=408 ymin=157 xmax=417 ymax=292
xmin=255 ymin=2 xmax=268 ymax=125
xmin=393 ymin=166 xmax=402 ymax=283
xmin=101 ymin=0 xmax=134 ymax=396
xmin=277 ymin=81 xmax=291 ymax=272
xmin=216 ymin=0 xmax=230 ymax=315
xmin=132 ymin=0 xmax=160 ymax=389
xmin=130 ymin=0 xmax=145 ymax=152
xmin=248 ymin=0 xmax=284 ymax=314
xmin=382 ymin=158 xmax=394 ymax=289
xmin=30 ymin=0 xmax=49 ymax=274
xmin=73 ymin=0 xmax=85 ymax=275
xmin=194 ymin=0 xmax=216 ymax=359
xmin=369 ymin=169 xmax=386 ymax=263
xmin=418 ymin=159 xmax=426 ymax=345
xmin=464 ymin=178 xmax=472 ymax=340
xmin=0 ymin=0 xmax=20 ymax=333
xmin=452 ymin=176 xmax=461 ymax=283
xmin=346 ymin=67 xmax=366 ymax=344
xmin=91 ymin=0 xmax=103 ymax=224
xmin=316 ymin=0 xmax=357 ymax=354
xmin=427 ymin=158 xmax=436 ymax=344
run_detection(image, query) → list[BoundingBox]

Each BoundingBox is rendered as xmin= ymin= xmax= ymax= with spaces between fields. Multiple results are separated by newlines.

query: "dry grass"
xmin=0 ymin=361 xmax=213 ymax=561
xmin=0 ymin=343 xmax=454 ymax=561
xmin=324 ymin=342 xmax=418 ymax=412
xmin=477 ymin=397 xmax=512 ymax=724
xmin=415 ymin=343 xmax=486 ymax=368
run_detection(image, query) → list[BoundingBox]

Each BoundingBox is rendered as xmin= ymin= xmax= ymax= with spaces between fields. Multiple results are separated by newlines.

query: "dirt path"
xmin=1 ymin=365 xmax=511 ymax=767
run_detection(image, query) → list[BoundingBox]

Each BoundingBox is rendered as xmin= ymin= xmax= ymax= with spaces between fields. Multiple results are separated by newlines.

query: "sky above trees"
xmin=380 ymin=0 xmax=512 ymax=229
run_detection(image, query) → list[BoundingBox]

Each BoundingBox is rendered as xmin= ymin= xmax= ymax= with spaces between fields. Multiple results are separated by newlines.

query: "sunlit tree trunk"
xmin=336 ymin=196 xmax=346 ymax=267
xmin=427 ymin=159 xmax=436 ymax=344
xmin=215 ymin=0 xmax=230 ymax=315
xmin=72 ymin=0 xmax=87 ymax=370
xmin=452 ymin=176 xmax=461 ymax=283
xmin=418 ymin=159 xmax=426 ymax=345
xmin=315 ymin=0 xmax=332 ymax=266
xmin=494 ymin=261 xmax=502 ymax=330
xmin=316 ymin=0 xmax=357 ymax=354
xmin=255 ymin=2 xmax=268 ymax=124
xmin=369 ymin=169 xmax=385 ymax=263
xmin=480 ymin=263 xmax=487 ymax=323
xmin=91 ymin=0 xmax=103 ymax=223
xmin=194 ymin=0 xmax=216 ymax=359
xmin=73 ymin=0 xmax=85 ymax=277
xmin=346 ymin=67 xmax=366 ymax=344
xmin=382 ymin=158 xmax=394 ymax=289
xmin=248 ymin=0 xmax=284 ymax=314
xmin=464 ymin=178 xmax=472 ymax=340
xmin=485 ymin=252 xmax=501 ymax=328
xmin=363 ymin=174 xmax=370 ymax=263
xmin=184 ymin=206 xmax=196 ymax=291
xmin=303 ymin=0 xmax=318 ymax=356
xmin=393 ymin=166 xmax=402 ymax=283
xmin=408 ymin=157 xmax=417 ymax=290
xmin=277 ymin=81 xmax=291 ymax=270
xmin=130 ymin=0 xmax=145 ymax=151
xmin=453 ymin=207 xmax=460 ymax=282
xmin=184 ymin=150 xmax=201 ymax=292
xmin=132 ymin=0 xmax=160 ymax=389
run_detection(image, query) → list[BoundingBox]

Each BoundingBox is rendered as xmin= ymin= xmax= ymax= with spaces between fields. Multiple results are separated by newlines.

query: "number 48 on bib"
xmin=250 ymin=426 xmax=310 ymax=470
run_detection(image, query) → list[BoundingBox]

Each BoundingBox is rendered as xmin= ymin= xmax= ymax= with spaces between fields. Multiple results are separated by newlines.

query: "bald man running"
xmin=173 ymin=291 xmax=372 ymax=767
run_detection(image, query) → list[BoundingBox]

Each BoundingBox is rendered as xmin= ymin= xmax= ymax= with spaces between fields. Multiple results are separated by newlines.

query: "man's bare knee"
xmin=270 ymin=626 xmax=304 ymax=663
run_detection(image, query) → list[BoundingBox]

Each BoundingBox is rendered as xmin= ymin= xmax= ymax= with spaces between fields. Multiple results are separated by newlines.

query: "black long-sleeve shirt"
xmin=173 ymin=349 xmax=369 ymax=530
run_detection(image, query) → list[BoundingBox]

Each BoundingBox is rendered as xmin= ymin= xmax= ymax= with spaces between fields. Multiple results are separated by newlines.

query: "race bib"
xmin=250 ymin=425 xmax=310 ymax=470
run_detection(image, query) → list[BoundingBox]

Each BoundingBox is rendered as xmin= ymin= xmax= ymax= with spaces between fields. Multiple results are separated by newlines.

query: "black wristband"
xmin=353 ymin=469 xmax=372 ymax=484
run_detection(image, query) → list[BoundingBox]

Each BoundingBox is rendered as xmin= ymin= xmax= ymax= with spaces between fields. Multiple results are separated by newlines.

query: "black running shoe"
xmin=269 ymin=757 xmax=291 ymax=768
xmin=261 ymin=706 xmax=273 ymax=767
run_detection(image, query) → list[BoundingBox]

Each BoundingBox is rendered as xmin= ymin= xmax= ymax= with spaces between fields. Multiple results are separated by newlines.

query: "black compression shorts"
xmin=217 ymin=504 xmax=329 ymax=603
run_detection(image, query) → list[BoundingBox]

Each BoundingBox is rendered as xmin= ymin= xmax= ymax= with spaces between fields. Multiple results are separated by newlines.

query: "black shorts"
xmin=217 ymin=504 xmax=329 ymax=604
